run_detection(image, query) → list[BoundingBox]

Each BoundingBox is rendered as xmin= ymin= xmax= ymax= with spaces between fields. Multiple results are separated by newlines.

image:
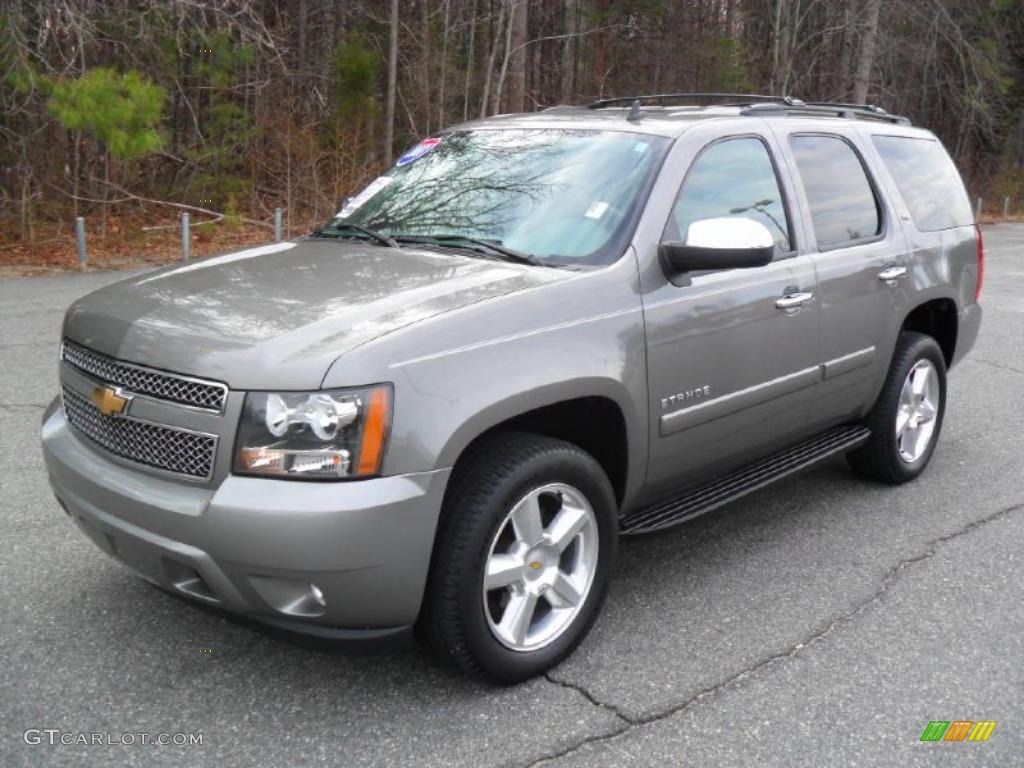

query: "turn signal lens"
xmin=357 ymin=387 xmax=390 ymax=476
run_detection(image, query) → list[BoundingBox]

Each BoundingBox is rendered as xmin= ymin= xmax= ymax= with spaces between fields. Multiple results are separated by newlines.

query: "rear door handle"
xmin=775 ymin=291 xmax=814 ymax=309
xmin=878 ymin=266 xmax=907 ymax=283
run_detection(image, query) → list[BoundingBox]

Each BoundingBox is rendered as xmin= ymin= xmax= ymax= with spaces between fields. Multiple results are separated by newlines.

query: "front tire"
xmin=421 ymin=432 xmax=617 ymax=684
xmin=848 ymin=331 xmax=947 ymax=484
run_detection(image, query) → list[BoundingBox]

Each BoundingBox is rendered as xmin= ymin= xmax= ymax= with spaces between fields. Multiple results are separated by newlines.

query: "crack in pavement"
xmin=0 ymin=402 xmax=47 ymax=411
xmin=544 ymin=673 xmax=635 ymax=724
xmin=968 ymin=357 xmax=1024 ymax=377
xmin=526 ymin=499 xmax=1024 ymax=768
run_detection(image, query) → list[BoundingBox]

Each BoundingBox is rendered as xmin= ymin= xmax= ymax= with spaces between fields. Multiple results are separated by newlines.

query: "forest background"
xmin=2 ymin=0 xmax=1022 ymax=269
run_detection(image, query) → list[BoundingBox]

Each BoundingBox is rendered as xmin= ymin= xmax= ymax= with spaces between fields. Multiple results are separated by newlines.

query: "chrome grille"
xmin=62 ymin=341 xmax=227 ymax=412
xmin=61 ymin=386 xmax=216 ymax=479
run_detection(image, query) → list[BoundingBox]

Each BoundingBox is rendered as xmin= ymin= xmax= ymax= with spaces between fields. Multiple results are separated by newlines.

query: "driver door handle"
xmin=775 ymin=291 xmax=814 ymax=309
xmin=878 ymin=266 xmax=907 ymax=283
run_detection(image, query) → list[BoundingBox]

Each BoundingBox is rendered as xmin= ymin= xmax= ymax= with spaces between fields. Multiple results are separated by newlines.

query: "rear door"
xmin=866 ymin=132 xmax=979 ymax=362
xmin=640 ymin=123 xmax=820 ymax=497
xmin=771 ymin=126 xmax=908 ymax=429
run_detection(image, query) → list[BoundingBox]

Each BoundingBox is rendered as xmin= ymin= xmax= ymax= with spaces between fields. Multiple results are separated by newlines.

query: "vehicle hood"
xmin=63 ymin=239 xmax=569 ymax=389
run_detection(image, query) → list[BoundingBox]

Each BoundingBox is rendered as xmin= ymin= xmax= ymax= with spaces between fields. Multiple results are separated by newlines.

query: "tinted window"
xmin=789 ymin=135 xmax=880 ymax=247
xmin=665 ymin=137 xmax=791 ymax=252
xmin=872 ymin=135 xmax=973 ymax=231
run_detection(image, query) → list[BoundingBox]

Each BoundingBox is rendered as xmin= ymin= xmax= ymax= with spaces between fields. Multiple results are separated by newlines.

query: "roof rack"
xmin=805 ymin=101 xmax=889 ymax=113
xmin=584 ymin=92 xmax=911 ymax=126
xmin=740 ymin=101 xmax=911 ymax=125
xmin=587 ymin=93 xmax=805 ymax=109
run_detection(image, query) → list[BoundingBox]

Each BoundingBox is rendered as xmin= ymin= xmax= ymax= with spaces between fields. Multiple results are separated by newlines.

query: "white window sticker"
xmin=585 ymin=201 xmax=610 ymax=220
xmin=337 ymin=177 xmax=393 ymax=218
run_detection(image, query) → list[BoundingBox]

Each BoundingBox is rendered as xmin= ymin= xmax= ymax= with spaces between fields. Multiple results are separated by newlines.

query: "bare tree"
xmin=384 ymin=0 xmax=399 ymax=166
xmin=505 ymin=0 xmax=529 ymax=113
xmin=852 ymin=0 xmax=882 ymax=103
xmin=479 ymin=1 xmax=507 ymax=118
xmin=560 ymin=0 xmax=578 ymax=104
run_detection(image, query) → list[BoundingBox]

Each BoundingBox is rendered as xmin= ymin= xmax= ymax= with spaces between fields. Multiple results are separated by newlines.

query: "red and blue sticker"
xmin=396 ymin=137 xmax=441 ymax=166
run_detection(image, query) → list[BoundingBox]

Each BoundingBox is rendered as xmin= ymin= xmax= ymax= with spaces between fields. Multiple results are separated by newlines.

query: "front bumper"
xmin=40 ymin=398 xmax=450 ymax=640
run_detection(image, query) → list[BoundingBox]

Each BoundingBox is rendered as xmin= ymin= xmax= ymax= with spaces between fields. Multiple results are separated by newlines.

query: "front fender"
xmin=437 ymin=374 xmax=641 ymax=476
xmin=391 ymin=313 xmax=648 ymax=506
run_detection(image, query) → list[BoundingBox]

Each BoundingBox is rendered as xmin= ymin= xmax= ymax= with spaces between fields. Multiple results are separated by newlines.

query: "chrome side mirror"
xmin=660 ymin=217 xmax=775 ymax=274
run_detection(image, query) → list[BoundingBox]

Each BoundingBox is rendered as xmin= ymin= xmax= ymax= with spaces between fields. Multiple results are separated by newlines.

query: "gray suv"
xmin=41 ymin=94 xmax=983 ymax=683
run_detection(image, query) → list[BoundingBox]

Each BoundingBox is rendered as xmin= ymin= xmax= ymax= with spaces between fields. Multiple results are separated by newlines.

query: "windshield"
xmin=323 ymin=129 xmax=668 ymax=266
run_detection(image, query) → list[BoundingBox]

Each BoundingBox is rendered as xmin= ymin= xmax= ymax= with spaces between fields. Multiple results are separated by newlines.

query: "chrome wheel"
xmin=896 ymin=359 xmax=940 ymax=463
xmin=482 ymin=483 xmax=599 ymax=652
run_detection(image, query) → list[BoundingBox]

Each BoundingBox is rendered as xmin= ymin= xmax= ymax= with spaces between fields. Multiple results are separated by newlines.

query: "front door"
xmin=642 ymin=131 xmax=821 ymax=497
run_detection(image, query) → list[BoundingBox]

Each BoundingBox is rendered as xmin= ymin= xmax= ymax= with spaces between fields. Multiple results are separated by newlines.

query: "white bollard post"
xmin=182 ymin=212 xmax=190 ymax=262
xmin=75 ymin=216 xmax=87 ymax=271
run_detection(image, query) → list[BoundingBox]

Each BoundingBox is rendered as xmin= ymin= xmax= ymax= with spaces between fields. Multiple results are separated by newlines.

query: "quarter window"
xmin=665 ymin=137 xmax=791 ymax=253
xmin=872 ymin=135 xmax=972 ymax=231
xmin=789 ymin=135 xmax=881 ymax=247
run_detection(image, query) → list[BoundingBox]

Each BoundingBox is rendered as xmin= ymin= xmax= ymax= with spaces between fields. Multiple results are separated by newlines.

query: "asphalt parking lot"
xmin=2 ymin=225 xmax=1023 ymax=767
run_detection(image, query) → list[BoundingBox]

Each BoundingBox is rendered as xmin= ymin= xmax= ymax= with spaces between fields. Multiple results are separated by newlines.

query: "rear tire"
xmin=420 ymin=432 xmax=617 ymax=684
xmin=848 ymin=331 xmax=947 ymax=484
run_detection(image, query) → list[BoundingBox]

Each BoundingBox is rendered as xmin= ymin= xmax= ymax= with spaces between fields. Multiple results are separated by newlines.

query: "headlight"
xmin=234 ymin=384 xmax=392 ymax=480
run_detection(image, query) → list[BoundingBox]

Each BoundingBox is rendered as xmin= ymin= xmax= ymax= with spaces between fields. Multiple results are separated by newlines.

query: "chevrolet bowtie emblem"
xmin=91 ymin=386 xmax=130 ymax=417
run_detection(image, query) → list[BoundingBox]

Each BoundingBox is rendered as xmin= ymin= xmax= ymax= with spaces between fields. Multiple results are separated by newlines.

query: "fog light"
xmin=249 ymin=576 xmax=328 ymax=617
xmin=309 ymin=583 xmax=326 ymax=608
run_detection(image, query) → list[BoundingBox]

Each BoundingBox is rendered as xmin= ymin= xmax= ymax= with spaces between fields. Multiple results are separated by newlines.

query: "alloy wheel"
xmin=895 ymin=358 xmax=940 ymax=463
xmin=482 ymin=483 xmax=599 ymax=652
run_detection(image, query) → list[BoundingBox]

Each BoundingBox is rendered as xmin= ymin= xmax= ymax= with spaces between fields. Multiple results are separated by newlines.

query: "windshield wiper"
xmin=310 ymin=223 xmax=398 ymax=248
xmin=393 ymin=234 xmax=543 ymax=266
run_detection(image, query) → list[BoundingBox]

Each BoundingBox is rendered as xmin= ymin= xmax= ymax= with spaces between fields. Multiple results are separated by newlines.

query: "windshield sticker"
xmin=336 ymin=176 xmax=394 ymax=218
xmin=396 ymin=137 xmax=441 ymax=166
xmin=633 ymin=141 xmax=649 ymax=153
xmin=585 ymin=201 xmax=610 ymax=220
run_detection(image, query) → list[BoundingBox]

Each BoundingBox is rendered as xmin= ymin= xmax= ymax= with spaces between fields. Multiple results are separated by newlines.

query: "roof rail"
xmin=741 ymin=101 xmax=911 ymax=126
xmin=804 ymin=101 xmax=890 ymax=113
xmin=587 ymin=93 xmax=804 ymax=109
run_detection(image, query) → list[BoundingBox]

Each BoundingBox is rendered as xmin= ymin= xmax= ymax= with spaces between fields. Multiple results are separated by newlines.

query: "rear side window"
xmin=872 ymin=135 xmax=973 ymax=231
xmin=789 ymin=135 xmax=881 ymax=248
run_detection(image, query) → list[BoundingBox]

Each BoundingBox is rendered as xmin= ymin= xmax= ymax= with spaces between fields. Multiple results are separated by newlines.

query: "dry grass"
xmin=0 ymin=214 xmax=297 ymax=277
xmin=979 ymin=213 xmax=1024 ymax=226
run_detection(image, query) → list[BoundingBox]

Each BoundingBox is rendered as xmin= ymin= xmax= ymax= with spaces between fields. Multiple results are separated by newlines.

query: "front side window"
xmin=320 ymin=129 xmax=668 ymax=266
xmin=789 ymin=135 xmax=881 ymax=248
xmin=872 ymin=135 xmax=972 ymax=231
xmin=664 ymin=137 xmax=791 ymax=253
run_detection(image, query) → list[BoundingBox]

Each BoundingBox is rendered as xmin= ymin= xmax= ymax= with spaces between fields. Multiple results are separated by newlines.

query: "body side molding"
xmin=822 ymin=346 xmax=876 ymax=379
xmin=659 ymin=366 xmax=819 ymax=436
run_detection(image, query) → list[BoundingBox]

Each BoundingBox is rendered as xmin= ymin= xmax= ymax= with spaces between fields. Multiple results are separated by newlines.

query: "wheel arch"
xmin=901 ymin=297 xmax=958 ymax=368
xmin=438 ymin=385 xmax=636 ymax=510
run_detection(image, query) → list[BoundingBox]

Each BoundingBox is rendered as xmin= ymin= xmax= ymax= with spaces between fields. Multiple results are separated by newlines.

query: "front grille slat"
xmin=62 ymin=341 xmax=226 ymax=412
xmin=61 ymin=385 xmax=216 ymax=480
